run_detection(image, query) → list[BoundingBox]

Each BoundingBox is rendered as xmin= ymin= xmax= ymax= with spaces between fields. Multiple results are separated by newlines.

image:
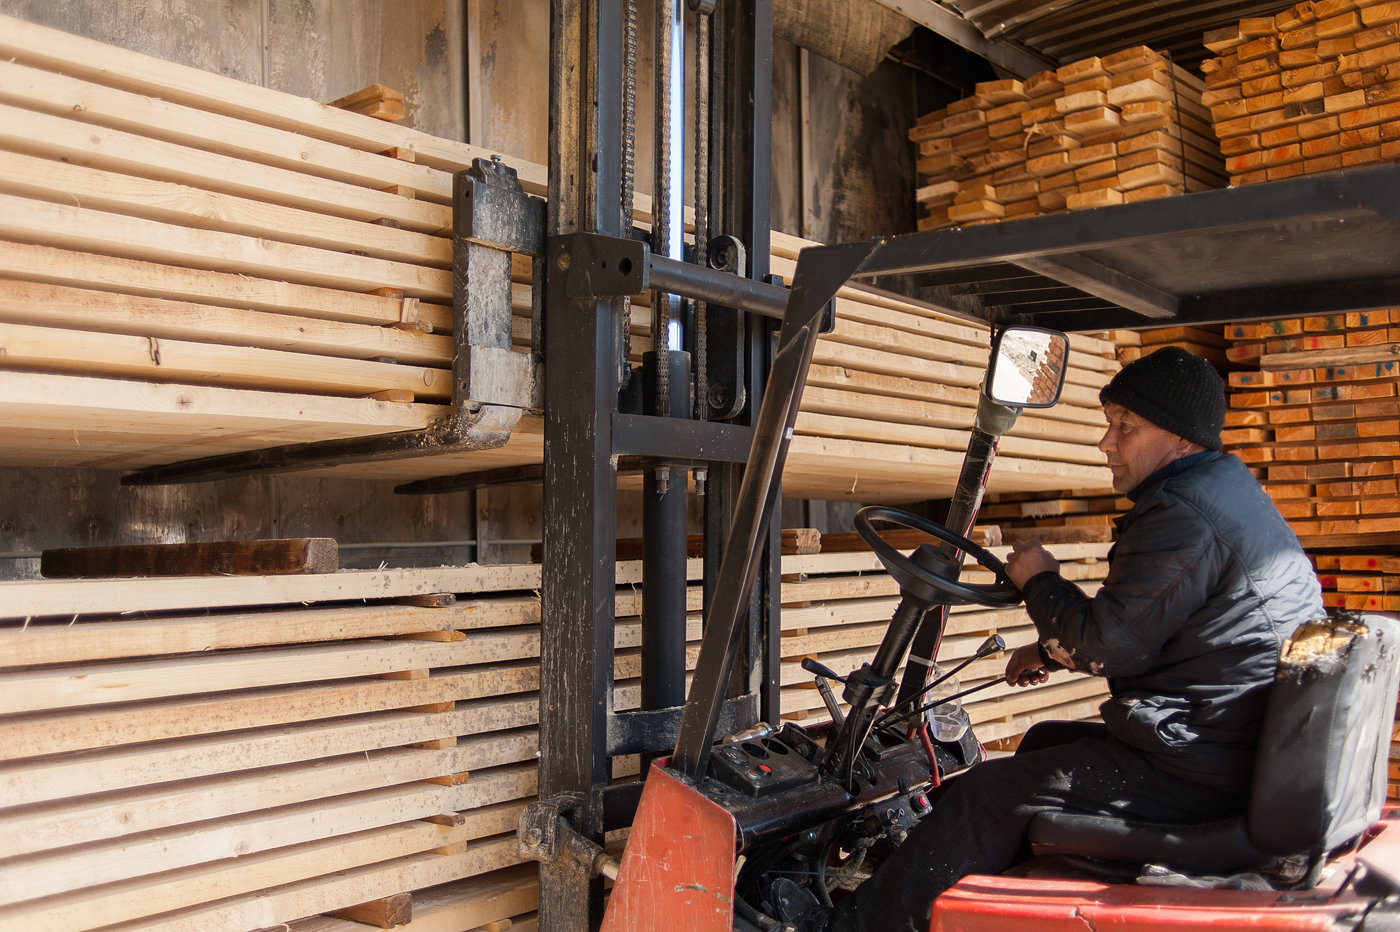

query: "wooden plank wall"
xmin=0 ymin=539 xmax=1110 ymax=929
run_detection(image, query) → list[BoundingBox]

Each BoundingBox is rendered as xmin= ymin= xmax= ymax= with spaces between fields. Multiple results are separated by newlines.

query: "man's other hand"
xmin=1004 ymin=539 xmax=1059 ymax=589
xmin=1005 ymin=642 xmax=1050 ymax=687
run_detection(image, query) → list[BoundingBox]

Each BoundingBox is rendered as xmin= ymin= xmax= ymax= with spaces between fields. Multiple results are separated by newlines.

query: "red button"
xmin=758 ymin=764 xmax=772 ymax=773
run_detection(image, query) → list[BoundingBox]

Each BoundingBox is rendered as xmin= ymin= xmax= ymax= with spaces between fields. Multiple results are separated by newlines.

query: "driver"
xmin=822 ymin=346 xmax=1323 ymax=932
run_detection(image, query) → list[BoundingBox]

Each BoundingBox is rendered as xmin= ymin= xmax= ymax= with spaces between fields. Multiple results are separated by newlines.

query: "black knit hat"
xmin=1099 ymin=346 xmax=1225 ymax=451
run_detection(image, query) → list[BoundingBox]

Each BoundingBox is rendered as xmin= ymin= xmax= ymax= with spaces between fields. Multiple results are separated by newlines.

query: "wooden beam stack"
xmin=1202 ymin=1 xmax=1400 ymax=185
xmin=910 ymin=45 xmax=1225 ymax=231
xmin=0 ymin=13 xmax=1117 ymax=502
xmin=0 ymin=535 xmax=1119 ymax=929
xmin=1220 ymin=309 xmax=1400 ymax=601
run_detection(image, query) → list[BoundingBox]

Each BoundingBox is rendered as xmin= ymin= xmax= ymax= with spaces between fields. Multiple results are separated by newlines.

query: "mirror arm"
xmin=973 ymin=390 xmax=1022 ymax=439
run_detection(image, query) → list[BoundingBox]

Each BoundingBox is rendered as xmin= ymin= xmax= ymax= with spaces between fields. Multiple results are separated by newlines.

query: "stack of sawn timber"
xmin=0 ymin=12 xmax=541 ymax=478
xmin=910 ymin=45 xmax=1225 ymax=231
xmin=1220 ymin=309 xmax=1400 ymax=590
xmin=770 ymin=230 xmax=1116 ymax=503
xmin=0 ymin=13 xmax=1117 ymax=500
xmin=0 ymin=539 xmax=1113 ymax=930
xmin=1202 ymin=0 xmax=1400 ymax=185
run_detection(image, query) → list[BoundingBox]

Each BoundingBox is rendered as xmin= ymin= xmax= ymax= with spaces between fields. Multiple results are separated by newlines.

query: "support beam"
xmin=872 ymin=0 xmax=1053 ymax=77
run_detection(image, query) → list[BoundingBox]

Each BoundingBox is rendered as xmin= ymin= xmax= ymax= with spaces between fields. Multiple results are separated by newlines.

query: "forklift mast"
xmin=538 ymin=1 xmax=781 ymax=927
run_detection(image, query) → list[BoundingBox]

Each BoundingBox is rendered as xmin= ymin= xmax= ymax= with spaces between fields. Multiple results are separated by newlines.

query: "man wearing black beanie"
xmin=824 ymin=348 xmax=1322 ymax=932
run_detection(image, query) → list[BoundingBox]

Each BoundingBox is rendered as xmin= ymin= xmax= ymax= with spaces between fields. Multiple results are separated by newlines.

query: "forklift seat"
xmin=1026 ymin=614 xmax=1400 ymax=886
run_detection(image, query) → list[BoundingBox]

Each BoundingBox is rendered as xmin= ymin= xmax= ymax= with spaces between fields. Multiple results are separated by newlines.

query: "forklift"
xmin=524 ymin=1 xmax=1400 ymax=929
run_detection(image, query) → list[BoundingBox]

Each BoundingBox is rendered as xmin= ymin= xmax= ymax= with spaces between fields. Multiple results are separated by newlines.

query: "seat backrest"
xmin=1247 ymin=613 xmax=1400 ymax=857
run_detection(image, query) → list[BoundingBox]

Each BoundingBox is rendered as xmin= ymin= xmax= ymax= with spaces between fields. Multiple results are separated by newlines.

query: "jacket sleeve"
xmin=1020 ymin=496 xmax=1216 ymax=678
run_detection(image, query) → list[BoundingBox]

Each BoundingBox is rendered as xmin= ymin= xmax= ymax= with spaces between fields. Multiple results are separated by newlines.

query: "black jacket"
xmin=1021 ymin=451 xmax=1323 ymax=792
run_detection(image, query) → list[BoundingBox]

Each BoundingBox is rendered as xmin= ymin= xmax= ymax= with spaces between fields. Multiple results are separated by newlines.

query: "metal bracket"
xmin=519 ymin=794 xmax=620 ymax=880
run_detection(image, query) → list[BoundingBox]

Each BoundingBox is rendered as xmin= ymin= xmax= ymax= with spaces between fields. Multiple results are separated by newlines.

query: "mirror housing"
xmin=986 ymin=326 xmax=1069 ymax=409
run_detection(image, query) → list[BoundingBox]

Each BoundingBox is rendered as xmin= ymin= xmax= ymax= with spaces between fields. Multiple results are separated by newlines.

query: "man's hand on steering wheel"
xmin=1004 ymin=539 xmax=1060 ymax=589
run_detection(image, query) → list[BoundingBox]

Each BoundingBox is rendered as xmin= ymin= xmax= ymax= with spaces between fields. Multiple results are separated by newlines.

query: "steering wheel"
xmin=855 ymin=505 xmax=1021 ymax=608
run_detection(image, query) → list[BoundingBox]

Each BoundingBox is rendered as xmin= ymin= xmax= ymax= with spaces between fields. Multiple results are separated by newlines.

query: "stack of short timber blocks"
xmin=1221 ymin=310 xmax=1400 ymax=598
xmin=1203 ymin=0 xmax=1400 ymax=184
xmin=910 ymin=45 xmax=1225 ymax=231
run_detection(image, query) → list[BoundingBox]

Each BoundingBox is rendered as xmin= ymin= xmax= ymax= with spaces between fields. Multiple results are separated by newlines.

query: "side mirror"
xmin=986 ymin=326 xmax=1069 ymax=408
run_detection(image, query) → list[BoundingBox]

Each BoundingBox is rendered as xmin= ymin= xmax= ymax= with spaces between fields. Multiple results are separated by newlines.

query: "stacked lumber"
xmin=770 ymin=231 xmax=1115 ymax=502
xmin=1114 ymin=324 xmax=1233 ymax=370
xmin=0 ymin=537 xmax=1114 ymax=930
xmin=909 ymin=45 xmax=1225 ymax=231
xmin=1202 ymin=1 xmax=1400 ymax=186
xmin=0 ymin=12 xmax=542 ymax=480
xmin=1220 ymin=309 xmax=1400 ymax=553
xmin=0 ymin=564 xmax=554 ymax=931
xmin=0 ymin=14 xmax=1115 ymax=501
xmin=1391 ymin=720 xmax=1400 ymax=802
xmin=1314 ymin=553 xmax=1400 ymax=612
xmin=978 ymin=490 xmax=1126 ymax=545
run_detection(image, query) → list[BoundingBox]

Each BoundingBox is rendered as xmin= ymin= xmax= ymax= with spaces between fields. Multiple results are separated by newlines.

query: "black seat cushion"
xmin=1028 ymin=810 xmax=1265 ymax=875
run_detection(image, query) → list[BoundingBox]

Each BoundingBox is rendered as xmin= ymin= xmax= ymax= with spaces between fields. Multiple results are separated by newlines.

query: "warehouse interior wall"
xmin=0 ymin=0 xmax=965 ymax=577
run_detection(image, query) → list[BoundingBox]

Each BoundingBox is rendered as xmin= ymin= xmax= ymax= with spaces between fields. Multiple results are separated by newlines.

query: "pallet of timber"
xmin=910 ymin=45 xmax=1226 ymax=232
xmin=0 ymin=540 xmax=1112 ymax=930
xmin=981 ymin=488 xmax=1127 ymax=545
xmin=1117 ymin=324 xmax=1233 ymax=369
xmin=0 ymin=15 xmax=1115 ymax=503
xmin=1315 ymin=552 xmax=1400 ymax=612
xmin=1203 ymin=0 xmax=1400 ymax=185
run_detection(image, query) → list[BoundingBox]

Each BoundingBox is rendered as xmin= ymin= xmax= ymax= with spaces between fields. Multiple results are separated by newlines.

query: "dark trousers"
xmin=825 ymin=721 xmax=1246 ymax=932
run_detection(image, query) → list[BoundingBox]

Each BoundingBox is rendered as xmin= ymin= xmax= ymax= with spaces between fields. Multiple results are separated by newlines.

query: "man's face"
xmin=1098 ymin=403 xmax=1197 ymax=493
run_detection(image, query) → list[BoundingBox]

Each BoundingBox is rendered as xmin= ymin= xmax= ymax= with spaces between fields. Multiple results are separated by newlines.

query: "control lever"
xmin=877 ymin=635 xmax=1004 ymax=728
xmin=800 ymin=657 xmax=847 ymax=683
xmin=801 ymin=658 xmax=847 ymax=726
xmin=881 ymin=676 xmax=1006 ymax=731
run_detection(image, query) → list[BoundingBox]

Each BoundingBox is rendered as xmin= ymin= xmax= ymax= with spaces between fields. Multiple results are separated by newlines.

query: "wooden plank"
xmin=0 ymin=701 xmax=532 ymax=808
xmin=0 ymin=193 xmax=453 ymax=301
xmin=0 ymin=638 xmax=497 ymax=713
xmin=0 ymin=602 xmax=474 ymax=668
xmin=92 ymin=838 xmax=526 ymax=932
xmin=290 ymin=866 xmax=537 ymax=932
xmin=0 ymin=102 xmax=450 ymax=235
xmin=0 ymin=320 xmax=450 ymax=401
xmin=0 ymin=782 xmax=478 ymax=904
xmin=0 ymin=666 xmax=538 ymax=763
xmin=0 ymin=746 xmax=471 ymax=860
xmin=0 ymin=241 xmax=453 ymax=332
xmin=0 ymin=60 xmax=444 ymax=200
xmin=794 ymin=411 xmax=1108 ymax=466
xmin=0 ymin=147 xmax=450 ymax=267
xmin=0 ymin=812 xmax=522 ymax=932
xmin=0 ymin=14 xmax=545 ymax=188
xmin=0 ymin=562 xmax=546 ymax=620
xmin=330 ymin=84 xmax=408 ymax=123
xmin=39 ymin=537 xmax=339 ymax=579
xmin=0 ymin=279 xmax=451 ymax=367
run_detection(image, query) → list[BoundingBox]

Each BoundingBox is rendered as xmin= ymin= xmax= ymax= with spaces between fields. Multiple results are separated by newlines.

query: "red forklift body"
xmin=601 ymin=761 xmax=737 ymax=932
